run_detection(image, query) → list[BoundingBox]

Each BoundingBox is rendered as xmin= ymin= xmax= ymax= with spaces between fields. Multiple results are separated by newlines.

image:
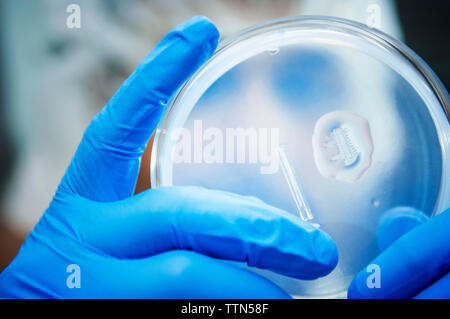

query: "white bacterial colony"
xmin=312 ymin=110 xmax=374 ymax=183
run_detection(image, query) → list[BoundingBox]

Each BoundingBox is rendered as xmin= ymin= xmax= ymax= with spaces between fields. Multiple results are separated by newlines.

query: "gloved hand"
xmin=0 ymin=16 xmax=338 ymax=298
xmin=348 ymin=206 xmax=450 ymax=299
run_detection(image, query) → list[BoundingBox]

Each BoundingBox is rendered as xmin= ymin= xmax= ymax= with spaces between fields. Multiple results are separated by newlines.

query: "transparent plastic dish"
xmin=151 ymin=16 xmax=450 ymax=298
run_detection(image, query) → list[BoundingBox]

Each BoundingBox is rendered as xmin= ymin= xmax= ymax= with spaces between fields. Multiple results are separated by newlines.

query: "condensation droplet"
xmin=267 ymin=48 xmax=280 ymax=55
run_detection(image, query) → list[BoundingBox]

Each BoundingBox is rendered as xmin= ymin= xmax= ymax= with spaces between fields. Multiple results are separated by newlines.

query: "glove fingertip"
xmin=314 ymin=229 xmax=339 ymax=278
xmin=376 ymin=206 xmax=428 ymax=251
xmin=347 ymin=266 xmax=381 ymax=299
xmin=347 ymin=276 xmax=364 ymax=299
xmin=174 ymin=15 xmax=220 ymax=55
xmin=287 ymin=225 xmax=339 ymax=280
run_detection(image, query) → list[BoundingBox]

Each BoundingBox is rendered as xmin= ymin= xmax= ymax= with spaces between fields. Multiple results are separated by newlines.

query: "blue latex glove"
xmin=0 ymin=16 xmax=338 ymax=299
xmin=348 ymin=206 xmax=450 ymax=299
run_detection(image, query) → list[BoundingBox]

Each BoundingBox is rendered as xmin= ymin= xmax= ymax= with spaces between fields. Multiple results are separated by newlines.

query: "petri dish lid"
xmin=151 ymin=16 xmax=450 ymax=298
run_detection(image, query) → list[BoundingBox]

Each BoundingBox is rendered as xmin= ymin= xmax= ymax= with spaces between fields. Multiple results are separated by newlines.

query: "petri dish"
xmin=151 ymin=16 xmax=450 ymax=298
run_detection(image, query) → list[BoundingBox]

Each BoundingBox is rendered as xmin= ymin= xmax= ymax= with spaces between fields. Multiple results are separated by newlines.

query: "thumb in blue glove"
xmin=348 ymin=206 xmax=450 ymax=299
xmin=0 ymin=16 xmax=338 ymax=298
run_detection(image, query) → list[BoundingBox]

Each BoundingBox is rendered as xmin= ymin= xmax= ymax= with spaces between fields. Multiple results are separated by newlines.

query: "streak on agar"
xmin=277 ymin=146 xmax=314 ymax=223
xmin=329 ymin=127 xmax=359 ymax=166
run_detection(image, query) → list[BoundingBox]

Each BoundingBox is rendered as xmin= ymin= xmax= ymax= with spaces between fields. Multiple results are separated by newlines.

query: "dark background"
xmin=396 ymin=0 xmax=450 ymax=90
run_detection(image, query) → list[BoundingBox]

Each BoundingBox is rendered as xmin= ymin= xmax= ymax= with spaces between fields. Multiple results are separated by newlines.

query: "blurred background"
xmin=0 ymin=0 xmax=449 ymax=272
